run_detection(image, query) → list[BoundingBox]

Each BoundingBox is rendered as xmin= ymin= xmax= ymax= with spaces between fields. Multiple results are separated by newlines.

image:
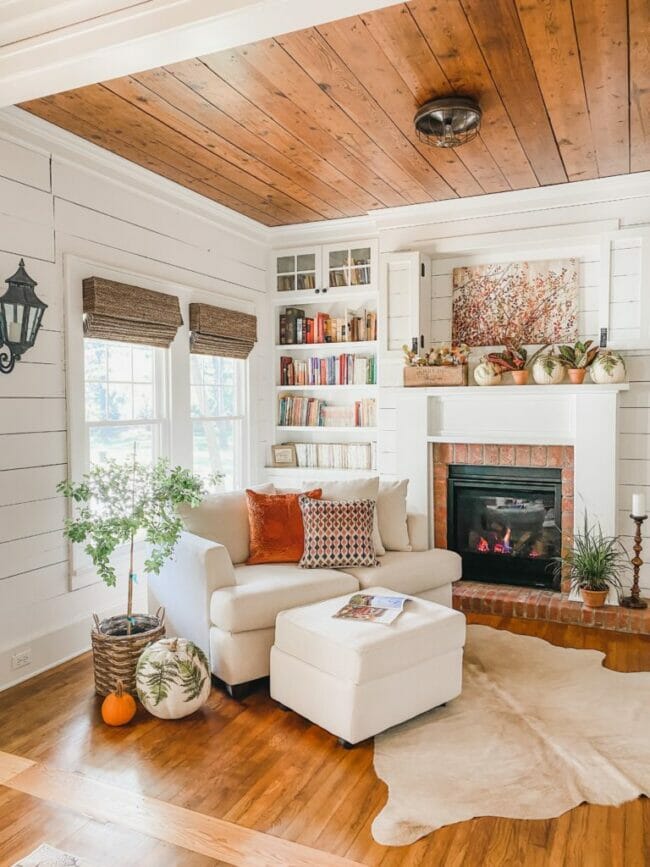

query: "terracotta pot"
xmin=511 ymin=370 xmax=529 ymax=385
xmin=567 ymin=368 xmax=586 ymax=384
xmin=580 ymin=588 xmax=608 ymax=608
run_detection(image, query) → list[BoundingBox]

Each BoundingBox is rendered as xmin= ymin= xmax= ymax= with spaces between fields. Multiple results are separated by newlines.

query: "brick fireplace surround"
xmin=434 ymin=442 xmax=650 ymax=636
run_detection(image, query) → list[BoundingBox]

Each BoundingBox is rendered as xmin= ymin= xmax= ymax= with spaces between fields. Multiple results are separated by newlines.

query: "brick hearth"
xmin=452 ymin=581 xmax=650 ymax=635
xmin=432 ymin=441 xmax=649 ymax=635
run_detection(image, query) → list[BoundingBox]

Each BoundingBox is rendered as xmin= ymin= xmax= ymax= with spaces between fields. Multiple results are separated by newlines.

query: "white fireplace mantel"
xmin=392 ymin=383 xmax=629 ymax=543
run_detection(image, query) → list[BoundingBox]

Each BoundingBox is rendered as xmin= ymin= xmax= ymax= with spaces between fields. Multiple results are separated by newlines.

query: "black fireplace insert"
xmin=447 ymin=464 xmax=562 ymax=589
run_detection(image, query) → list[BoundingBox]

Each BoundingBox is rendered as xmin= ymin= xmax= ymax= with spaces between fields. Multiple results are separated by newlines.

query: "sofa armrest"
xmin=147 ymin=531 xmax=235 ymax=659
xmin=407 ymin=512 xmax=430 ymax=552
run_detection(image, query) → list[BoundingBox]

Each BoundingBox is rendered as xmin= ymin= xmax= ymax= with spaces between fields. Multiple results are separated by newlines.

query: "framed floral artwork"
xmin=452 ymin=259 xmax=578 ymax=347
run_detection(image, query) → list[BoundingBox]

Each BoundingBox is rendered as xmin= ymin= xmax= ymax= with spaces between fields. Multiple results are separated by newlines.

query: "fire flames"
xmin=475 ymin=527 xmax=513 ymax=555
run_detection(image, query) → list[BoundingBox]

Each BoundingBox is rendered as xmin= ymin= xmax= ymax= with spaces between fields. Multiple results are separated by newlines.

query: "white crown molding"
xmin=0 ymin=0 xmax=402 ymax=107
xmin=0 ymin=105 xmax=270 ymax=246
xmin=367 ymin=173 xmax=650 ymax=230
xmin=266 ymin=172 xmax=650 ymax=247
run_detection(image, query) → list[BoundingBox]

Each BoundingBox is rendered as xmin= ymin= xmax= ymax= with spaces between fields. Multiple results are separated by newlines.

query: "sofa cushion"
xmin=274 ymin=586 xmax=466 ymax=683
xmin=303 ymin=476 xmax=385 ymax=556
xmin=210 ymin=563 xmax=359 ymax=632
xmin=246 ymin=488 xmax=321 ymax=564
xmin=377 ymin=479 xmax=411 ymax=552
xmin=341 ymin=549 xmax=461 ymax=595
xmin=177 ymin=484 xmax=273 ymax=565
xmin=299 ymin=497 xmax=377 ymax=569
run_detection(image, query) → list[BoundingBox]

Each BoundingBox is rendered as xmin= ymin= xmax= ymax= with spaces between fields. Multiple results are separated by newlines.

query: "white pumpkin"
xmin=531 ymin=355 xmax=565 ymax=385
xmin=136 ymin=637 xmax=211 ymax=719
xmin=590 ymin=351 xmax=626 ymax=384
xmin=473 ymin=361 xmax=502 ymax=386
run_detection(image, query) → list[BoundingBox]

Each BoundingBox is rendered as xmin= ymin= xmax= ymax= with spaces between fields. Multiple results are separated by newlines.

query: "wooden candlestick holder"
xmin=620 ymin=514 xmax=648 ymax=610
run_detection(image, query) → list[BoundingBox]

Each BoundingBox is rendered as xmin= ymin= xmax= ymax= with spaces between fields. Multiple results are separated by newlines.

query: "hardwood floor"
xmin=0 ymin=616 xmax=648 ymax=866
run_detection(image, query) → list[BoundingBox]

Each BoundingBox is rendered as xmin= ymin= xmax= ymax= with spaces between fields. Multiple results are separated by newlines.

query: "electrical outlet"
xmin=11 ymin=649 xmax=31 ymax=670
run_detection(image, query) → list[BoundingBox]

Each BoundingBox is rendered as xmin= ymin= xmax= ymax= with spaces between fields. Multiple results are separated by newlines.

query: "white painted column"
xmin=573 ymin=392 xmax=620 ymax=536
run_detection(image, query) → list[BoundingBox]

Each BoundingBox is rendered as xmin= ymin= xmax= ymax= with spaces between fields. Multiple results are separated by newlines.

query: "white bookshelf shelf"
xmin=275 ymin=340 xmax=377 ymax=352
xmin=271 ymin=240 xmax=380 ymax=483
xmin=276 ymin=426 xmax=378 ymax=434
xmin=276 ymin=384 xmax=377 ymax=391
xmin=272 ymin=289 xmax=377 ymax=306
xmin=265 ymin=466 xmax=377 ymax=478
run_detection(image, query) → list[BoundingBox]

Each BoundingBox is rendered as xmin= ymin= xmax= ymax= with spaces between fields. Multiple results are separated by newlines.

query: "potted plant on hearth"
xmin=553 ymin=514 xmax=628 ymax=608
xmin=485 ymin=341 xmax=550 ymax=386
xmin=557 ymin=340 xmax=599 ymax=384
xmin=58 ymin=453 xmax=206 ymax=696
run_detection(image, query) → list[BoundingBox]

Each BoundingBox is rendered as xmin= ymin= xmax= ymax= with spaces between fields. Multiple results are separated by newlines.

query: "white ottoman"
xmin=270 ymin=586 xmax=466 ymax=746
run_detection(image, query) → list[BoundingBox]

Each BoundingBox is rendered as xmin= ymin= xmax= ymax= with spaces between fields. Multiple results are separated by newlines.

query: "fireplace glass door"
xmin=447 ymin=465 xmax=562 ymax=589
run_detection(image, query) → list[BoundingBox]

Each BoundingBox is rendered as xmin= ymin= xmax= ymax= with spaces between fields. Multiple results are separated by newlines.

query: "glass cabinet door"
xmin=275 ymin=249 xmax=319 ymax=293
xmin=325 ymin=244 xmax=373 ymax=289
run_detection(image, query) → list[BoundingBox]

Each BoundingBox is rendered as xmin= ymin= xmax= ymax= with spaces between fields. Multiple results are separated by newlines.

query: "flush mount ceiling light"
xmin=414 ymin=96 xmax=482 ymax=148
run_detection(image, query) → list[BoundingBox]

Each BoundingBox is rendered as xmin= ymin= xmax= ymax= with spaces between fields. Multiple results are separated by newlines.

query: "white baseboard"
xmin=0 ymin=603 xmax=123 ymax=692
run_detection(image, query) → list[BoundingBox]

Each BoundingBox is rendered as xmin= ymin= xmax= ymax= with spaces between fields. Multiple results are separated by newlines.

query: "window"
xmin=84 ymin=338 xmax=166 ymax=466
xmin=191 ymin=354 xmax=245 ymax=490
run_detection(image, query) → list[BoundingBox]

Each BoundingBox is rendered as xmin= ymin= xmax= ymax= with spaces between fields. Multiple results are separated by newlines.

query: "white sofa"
xmin=148 ymin=484 xmax=461 ymax=696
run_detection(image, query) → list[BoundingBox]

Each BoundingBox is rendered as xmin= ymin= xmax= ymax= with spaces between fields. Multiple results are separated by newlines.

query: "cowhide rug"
xmin=372 ymin=625 xmax=650 ymax=846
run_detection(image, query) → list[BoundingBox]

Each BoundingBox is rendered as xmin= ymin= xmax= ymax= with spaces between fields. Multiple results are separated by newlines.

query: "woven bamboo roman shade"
xmin=82 ymin=276 xmax=183 ymax=348
xmin=189 ymin=302 xmax=257 ymax=359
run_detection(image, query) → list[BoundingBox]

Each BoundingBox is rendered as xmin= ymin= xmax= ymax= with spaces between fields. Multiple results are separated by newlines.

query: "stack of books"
xmin=294 ymin=442 xmax=375 ymax=470
xmin=279 ymin=354 xmax=376 ymax=386
xmin=278 ymin=308 xmax=377 ymax=345
xmin=277 ymin=397 xmax=376 ymax=428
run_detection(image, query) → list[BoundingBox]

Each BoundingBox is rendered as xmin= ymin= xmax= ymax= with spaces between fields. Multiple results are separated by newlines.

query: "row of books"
xmin=277 ymin=273 xmax=316 ymax=292
xmin=293 ymin=442 xmax=375 ymax=470
xmin=278 ymin=397 xmax=376 ymax=428
xmin=279 ymin=354 xmax=376 ymax=386
xmin=278 ymin=307 xmax=377 ymax=345
xmin=329 ymin=266 xmax=370 ymax=287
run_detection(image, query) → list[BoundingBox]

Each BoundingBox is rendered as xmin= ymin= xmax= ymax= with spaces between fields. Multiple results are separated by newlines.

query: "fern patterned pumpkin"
xmin=136 ymin=637 xmax=210 ymax=719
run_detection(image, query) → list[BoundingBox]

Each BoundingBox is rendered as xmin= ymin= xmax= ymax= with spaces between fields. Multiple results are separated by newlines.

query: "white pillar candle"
xmin=632 ymin=493 xmax=646 ymax=517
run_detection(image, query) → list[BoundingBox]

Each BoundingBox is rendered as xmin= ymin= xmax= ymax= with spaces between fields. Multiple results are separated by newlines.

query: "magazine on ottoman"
xmin=333 ymin=593 xmax=407 ymax=625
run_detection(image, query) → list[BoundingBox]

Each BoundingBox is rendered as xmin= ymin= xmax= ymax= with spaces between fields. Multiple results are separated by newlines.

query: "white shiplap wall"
xmin=0 ymin=109 xmax=270 ymax=689
xmin=365 ymin=185 xmax=650 ymax=591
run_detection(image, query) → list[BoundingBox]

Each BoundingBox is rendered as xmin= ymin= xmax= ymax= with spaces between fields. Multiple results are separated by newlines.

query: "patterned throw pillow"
xmin=299 ymin=496 xmax=378 ymax=569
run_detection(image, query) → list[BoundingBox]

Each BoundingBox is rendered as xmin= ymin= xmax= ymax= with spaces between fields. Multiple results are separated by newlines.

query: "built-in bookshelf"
xmin=269 ymin=242 xmax=380 ymax=478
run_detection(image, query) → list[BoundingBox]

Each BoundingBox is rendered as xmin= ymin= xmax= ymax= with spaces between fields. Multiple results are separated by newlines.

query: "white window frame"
xmin=63 ymin=251 xmax=255 ymax=589
xmin=83 ymin=338 xmax=170 ymax=469
xmin=190 ymin=353 xmax=248 ymax=490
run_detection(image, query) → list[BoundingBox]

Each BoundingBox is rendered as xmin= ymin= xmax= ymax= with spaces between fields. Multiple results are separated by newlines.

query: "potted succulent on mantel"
xmin=485 ymin=341 xmax=550 ymax=386
xmin=557 ymin=340 xmax=599 ymax=384
xmin=58 ymin=454 xmax=206 ymax=696
xmin=553 ymin=515 xmax=628 ymax=608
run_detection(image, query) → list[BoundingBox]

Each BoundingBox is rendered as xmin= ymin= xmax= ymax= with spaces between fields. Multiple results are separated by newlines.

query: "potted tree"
xmin=557 ymin=340 xmax=599 ymax=384
xmin=58 ymin=454 xmax=205 ymax=695
xmin=553 ymin=515 xmax=628 ymax=608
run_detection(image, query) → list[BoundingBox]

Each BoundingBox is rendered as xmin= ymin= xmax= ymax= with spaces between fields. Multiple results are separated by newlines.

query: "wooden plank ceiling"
xmin=19 ymin=0 xmax=649 ymax=227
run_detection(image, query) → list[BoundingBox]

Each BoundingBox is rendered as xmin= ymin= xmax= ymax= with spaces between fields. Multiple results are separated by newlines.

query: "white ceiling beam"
xmin=0 ymin=0 xmax=400 ymax=107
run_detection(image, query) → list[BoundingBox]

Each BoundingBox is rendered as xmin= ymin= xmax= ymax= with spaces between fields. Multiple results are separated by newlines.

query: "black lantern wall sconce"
xmin=0 ymin=259 xmax=47 ymax=374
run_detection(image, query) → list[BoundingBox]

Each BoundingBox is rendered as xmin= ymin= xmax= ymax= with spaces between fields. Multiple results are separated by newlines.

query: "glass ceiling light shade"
xmin=414 ymin=97 xmax=482 ymax=148
xmin=0 ymin=259 xmax=47 ymax=374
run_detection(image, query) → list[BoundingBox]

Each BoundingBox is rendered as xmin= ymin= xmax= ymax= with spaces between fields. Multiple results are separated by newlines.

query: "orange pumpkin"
xmin=101 ymin=680 xmax=137 ymax=726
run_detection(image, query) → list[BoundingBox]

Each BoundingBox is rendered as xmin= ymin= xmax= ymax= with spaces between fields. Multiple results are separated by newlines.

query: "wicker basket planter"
xmin=404 ymin=364 xmax=468 ymax=387
xmin=91 ymin=608 xmax=165 ymax=697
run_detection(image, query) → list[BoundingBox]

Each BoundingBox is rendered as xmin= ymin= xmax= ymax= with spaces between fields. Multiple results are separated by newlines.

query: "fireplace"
xmin=446 ymin=464 xmax=563 ymax=589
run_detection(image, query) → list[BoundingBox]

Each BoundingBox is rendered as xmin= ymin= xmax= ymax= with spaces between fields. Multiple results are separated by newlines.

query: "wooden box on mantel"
xmin=403 ymin=364 xmax=468 ymax=387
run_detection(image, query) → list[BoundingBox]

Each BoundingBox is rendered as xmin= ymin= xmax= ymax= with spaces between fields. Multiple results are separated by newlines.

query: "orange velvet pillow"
xmin=246 ymin=488 xmax=322 ymax=565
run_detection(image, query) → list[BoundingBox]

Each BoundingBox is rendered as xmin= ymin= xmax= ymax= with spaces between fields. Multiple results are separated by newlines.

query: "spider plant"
xmin=553 ymin=513 xmax=628 ymax=596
